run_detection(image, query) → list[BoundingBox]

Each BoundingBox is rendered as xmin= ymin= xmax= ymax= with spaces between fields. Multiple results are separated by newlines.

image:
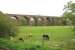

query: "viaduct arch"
xmin=6 ymin=14 xmax=72 ymax=26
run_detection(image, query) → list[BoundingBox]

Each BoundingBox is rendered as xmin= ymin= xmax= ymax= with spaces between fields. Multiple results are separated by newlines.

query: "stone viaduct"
xmin=6 ymin=14 xmax=71 ymax=26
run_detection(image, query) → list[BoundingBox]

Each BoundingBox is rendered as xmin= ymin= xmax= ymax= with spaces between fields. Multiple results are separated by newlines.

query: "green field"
xmin=17 ymin=26 xmax=73 ymax=40
xmin=12 ymin=26 xmax=74 ymax=47
xmin=0 ymin=26 xmax=74 ymax=50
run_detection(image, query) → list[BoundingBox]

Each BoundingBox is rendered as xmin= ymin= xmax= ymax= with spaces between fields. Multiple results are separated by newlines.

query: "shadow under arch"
xmin=23 ymin=16 xmax=30 ymax=26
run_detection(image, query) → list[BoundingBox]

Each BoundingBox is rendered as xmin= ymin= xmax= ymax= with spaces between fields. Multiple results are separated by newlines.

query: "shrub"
xmin=0 ymin=11 xmax=17 ymax=38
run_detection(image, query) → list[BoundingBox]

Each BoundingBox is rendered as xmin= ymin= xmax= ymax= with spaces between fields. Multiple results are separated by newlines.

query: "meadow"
xmin=17 ymin=26 xmax=73 ymax=41
xmin=0 ymin=26 xmax=74 ymax=50
xmin=12 ymin=26 xmax=74 ymax=49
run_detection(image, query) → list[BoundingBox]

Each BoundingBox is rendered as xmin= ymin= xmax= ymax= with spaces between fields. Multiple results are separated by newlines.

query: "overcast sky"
xmin=0 ymin=0 xmax=74 ymax=16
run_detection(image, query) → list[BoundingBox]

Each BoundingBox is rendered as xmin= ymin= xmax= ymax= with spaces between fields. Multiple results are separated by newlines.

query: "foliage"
xmin=62 ymin=1 xmax=75 ymax=49
xmin=0 ymin=11 xmax=17 ymax=38
xmin=0 ymin=38 xmax=63 ymax=50
xmin=18 ymin=17 xmax=28 ymax=26
xmin=63 ymin=1 xmax=75 ymax=25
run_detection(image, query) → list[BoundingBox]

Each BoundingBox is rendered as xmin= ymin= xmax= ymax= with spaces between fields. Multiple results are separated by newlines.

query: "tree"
xmin=0 ymin=11 xmax=17 ymax=38
xmin=62 ymin=1 xmax=75 ymax=50
xmin=63 ymin=1 xmax=75 ymax=25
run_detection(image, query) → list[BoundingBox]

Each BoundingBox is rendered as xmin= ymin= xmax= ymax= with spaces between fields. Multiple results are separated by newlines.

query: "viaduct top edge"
xmin=6 ymin=13 xmax=60 ymax=17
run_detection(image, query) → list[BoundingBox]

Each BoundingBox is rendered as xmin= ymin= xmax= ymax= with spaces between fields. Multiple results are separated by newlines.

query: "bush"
xmin=0 ymin=11 xmax=17 ymax=38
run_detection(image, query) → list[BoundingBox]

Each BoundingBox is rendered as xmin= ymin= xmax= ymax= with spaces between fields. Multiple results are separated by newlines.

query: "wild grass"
xmin=0 ymin=26 xmax=74 ymax=50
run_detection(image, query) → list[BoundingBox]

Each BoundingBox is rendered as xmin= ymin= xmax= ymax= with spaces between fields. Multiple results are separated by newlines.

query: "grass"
xmin=0 ymin=26 xmax=74 ymax=50
xmin=17 ymin=26 xmax=74 ymax=41
xmin=11 ymin=26 xmax=74 ymax=48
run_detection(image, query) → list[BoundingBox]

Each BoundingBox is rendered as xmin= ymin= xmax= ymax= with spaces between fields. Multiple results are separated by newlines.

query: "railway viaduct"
xmin=6 ymin=14 xmax=71 ymax=26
